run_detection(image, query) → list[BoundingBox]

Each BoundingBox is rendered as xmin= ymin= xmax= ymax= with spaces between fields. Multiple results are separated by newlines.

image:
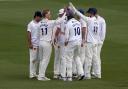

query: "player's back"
xmin=39 ymin=19 xmax=55 ymax=42
xmin=66 ymin=18 xmax=82 ymax=43
xmin=86 ymin=16 xmax=100 ymax=44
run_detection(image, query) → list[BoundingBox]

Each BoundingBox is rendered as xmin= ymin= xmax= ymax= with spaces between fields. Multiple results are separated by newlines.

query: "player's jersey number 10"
xmin=74 ymin=27 xmax=80 ymax=36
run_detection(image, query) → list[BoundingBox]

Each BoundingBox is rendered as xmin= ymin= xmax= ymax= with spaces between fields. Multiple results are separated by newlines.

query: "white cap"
xmin=58 ymin=9 xmax=64 ymax=15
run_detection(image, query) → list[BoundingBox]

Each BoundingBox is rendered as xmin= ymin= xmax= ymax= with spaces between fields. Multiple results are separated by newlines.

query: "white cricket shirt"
xmin=97 ymin=15 xmax=106 ymax=44
xmin=27 ymin=20 xmax=40 ymax=47
xmin=86 ymin=16 xmax=100 ymax=44
xmin=57 ymin=17 xmax=67 ymax=46
xmin=65 ymin=18 xmax=82 ymax=44
xmin=38 ymin=13 xmax=66 ymax=42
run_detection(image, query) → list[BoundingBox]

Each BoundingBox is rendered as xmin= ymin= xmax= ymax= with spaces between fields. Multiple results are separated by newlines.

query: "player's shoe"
xmin=53 ymin=74 xmax=60 ymax=79
xmin=29 ymin=74 xmax=37 ymax=79
xmin=78 ymin=75 xmax=84 ymax=80
xmin=91 ymin=74 xmax=101 ymax=79
xmin=37 ymin=77 xmax=51 ymax=81
xmin=84 ymin=74 xmax=91 ymax=80
xmin=72 ymin=74 xmax=78 ymax=79
xmin=59 ymin=76 xmax=67 ymax=81
xmin=62 ymin=78 xmax=67 ymax=81
xmin=67 ymin=78 xmax=72 ymax=81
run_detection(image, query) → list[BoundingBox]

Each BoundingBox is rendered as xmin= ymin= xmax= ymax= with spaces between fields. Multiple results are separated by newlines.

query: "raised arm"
xmin=69 ymin=2 xmax=88 ymax=22
xmin=54 ymin=12 xmax=66 ymax=25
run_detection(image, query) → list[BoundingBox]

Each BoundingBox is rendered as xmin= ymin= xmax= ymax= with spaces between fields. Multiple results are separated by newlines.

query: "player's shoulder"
xmin=88 ymin=16 xmax=96 ymax=22
xmin=80 ymin=18 xmax=87 ymax=23
xmin=72 ymin=18 xmax=80 ymax=23
xmin=28 ymin=20 xmax=34 ymax=26
xmin=98 ymin=15 xmax=105 ymax=22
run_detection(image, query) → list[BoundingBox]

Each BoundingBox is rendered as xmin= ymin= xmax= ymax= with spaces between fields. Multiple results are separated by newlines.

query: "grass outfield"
xmin=0 ymin=0 xmax=128 ymax=89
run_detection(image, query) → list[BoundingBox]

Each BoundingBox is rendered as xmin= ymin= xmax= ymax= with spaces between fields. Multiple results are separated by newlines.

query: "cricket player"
xmin=53 ymin=25 xmax=61 ymax=79
xmin=37 ymin=9 xmax=66 ymax=81
xmin=72 ymin=9 xmax=87 ymax=78
xmin=69 ymin=3 xmax=100 ymax=79
xmin=78 ymin=9 xmax=87 ymax=67
xmin=64 ymin=9 xmax=84 ymax=81
xmin=91 ymin=12 xmax=106 ymax=78
xmin=27 ymin=11 xmax=42 ymax=78
xmin=53 ymin=8 xmax=67 ymax=79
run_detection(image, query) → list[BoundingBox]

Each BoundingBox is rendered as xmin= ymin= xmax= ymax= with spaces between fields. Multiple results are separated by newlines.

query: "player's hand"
xmin=69 ymin=2 xmax=73 ymax=7
xmin=54 ymin=39 xmax=56 ymax=44
xmin=29 ymin=44 xmax=33 ymax=49
xmin=65 ymin=41 xmax=68 ymax=46
xmin=53 ymin=39 xmax=57 ymax=45
xmin=81 ymin=43 xmax=84 ymax=47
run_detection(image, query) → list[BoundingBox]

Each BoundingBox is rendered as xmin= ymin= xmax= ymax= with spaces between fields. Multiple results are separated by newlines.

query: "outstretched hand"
xmin=69 ymin=2 xmax=73 ymax=7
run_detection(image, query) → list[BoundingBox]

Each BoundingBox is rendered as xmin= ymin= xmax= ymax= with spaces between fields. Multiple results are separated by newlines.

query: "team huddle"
xmin=27 ymin=2 xmax=106 ymax=81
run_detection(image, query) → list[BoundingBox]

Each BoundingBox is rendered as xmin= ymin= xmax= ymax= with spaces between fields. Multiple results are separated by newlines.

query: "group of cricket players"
xmin=27 ymin=2 xmax=106 ymax=81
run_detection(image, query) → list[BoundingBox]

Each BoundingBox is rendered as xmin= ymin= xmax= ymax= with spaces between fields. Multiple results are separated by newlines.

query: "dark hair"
xmin=34 ymin=11 xmax=42 ymax=18
xmin=42 ymin=9 xmax=50 ymax=18
xmin=78 ymin=9 xmax=85 ymax=15
xmin=86 ymin=8 xmax=97 ymax=15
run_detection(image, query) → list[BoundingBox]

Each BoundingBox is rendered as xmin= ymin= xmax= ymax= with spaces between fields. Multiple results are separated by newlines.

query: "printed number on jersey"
xmin=94 ymin=26 xmax=98 ymax=34
xmin=74 ymin=27 xmax=80 ymax=36
xmin=41 ymin=27 xmax=47 ymax=35
xmin=93 ymin=22 xmax=98 ymax=34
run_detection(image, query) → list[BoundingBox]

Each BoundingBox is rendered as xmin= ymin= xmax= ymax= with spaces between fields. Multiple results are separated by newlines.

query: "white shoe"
xmin=67 ymin=78 xmax=72 ymax=81
xmin=62 ymin=78 xmax=67 ymax=81
xmin=78 ymin=75 xmax=85 ymax=80
xmin=29 ymin=74 xmax=37 ymax=79
xmin=37 ymin=77 xmax=51 ymax=81
xmin=92 ymin=74 xmax=101 ymax=79
xmin=53 ymin=74 xmax=60 ymax=79
xmin=72 ymin=74 xmax=78 ymax=79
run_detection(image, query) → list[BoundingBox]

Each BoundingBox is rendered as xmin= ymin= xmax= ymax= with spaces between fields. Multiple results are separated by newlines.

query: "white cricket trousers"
xmin=72 ymin=58 xmax=77 ymax=74
xmin=60 ymin=46 xmax=67 ymax=78
xmin=38 ymin=41 xmax=52 ymax=78
xmin=84 ymin=43 xmax=99 ymax=78
xmin=54 ymin=46 xmax=61 ymax=75
xmin=65 ymin=43 xmax=84 ymax=78
xmin=80 ymin=46 xmax=86 ymax=66
xmin=72 ymin=46 xmax=86 ymax=75
xmin=29 ymin=48 xmax=39 ymax=77
xmin=92 ymin=43 xmax=102 ymax=78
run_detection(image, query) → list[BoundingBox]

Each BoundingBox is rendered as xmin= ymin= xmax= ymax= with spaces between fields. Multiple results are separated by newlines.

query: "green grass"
xmin=0 ymin=0 xmax=128 ymax=89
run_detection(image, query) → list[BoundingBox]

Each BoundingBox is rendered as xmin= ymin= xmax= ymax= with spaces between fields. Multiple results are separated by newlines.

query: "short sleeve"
xmin=27 ymin=23 xmax=32 ymax=32
xmin=80 ymin=19 xmax=87 ymax=28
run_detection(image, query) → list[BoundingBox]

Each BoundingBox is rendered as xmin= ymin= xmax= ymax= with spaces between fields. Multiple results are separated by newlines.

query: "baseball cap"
xmin=78 ymin=9 xmax=85 ymax=15
xmin=86 ymin=8 xmax=97 ymax=15
xmin=58 ymin=8 xmax=65 ymax=15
